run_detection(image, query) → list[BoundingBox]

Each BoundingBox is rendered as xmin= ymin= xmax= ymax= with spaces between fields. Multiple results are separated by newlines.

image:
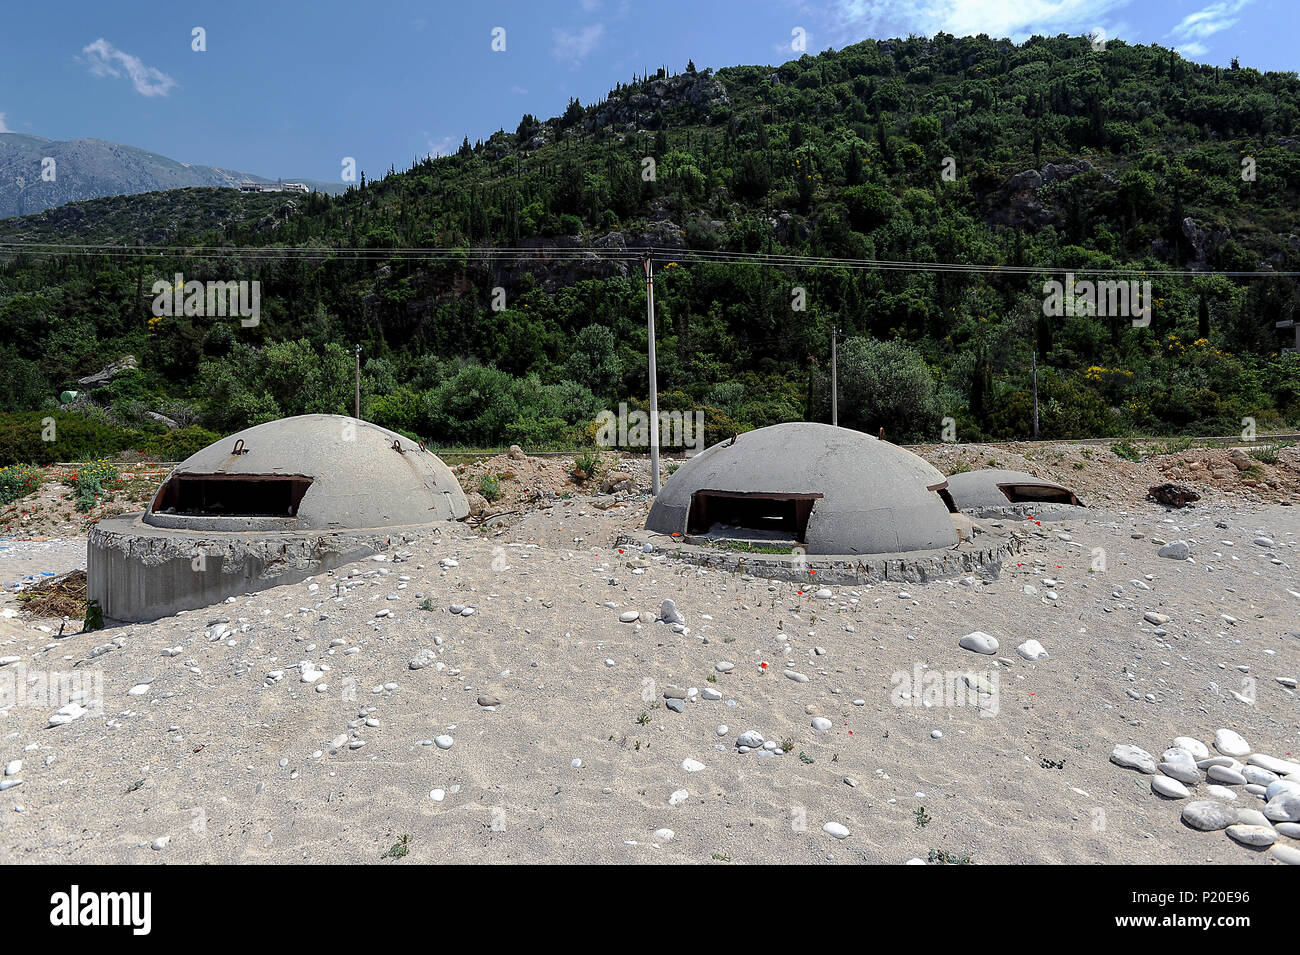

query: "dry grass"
xmin=15 ymin=569 xmax=87 ymax=619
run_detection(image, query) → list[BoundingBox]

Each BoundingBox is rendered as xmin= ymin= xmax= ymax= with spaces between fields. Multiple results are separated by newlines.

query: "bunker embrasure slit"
xmin=996 ymin=483 xmax=1080 ymax=506
xmin=152 ymin=474 xmax=313 ymax=517
xmin=687 ymin=490 xmax=823 ymax=543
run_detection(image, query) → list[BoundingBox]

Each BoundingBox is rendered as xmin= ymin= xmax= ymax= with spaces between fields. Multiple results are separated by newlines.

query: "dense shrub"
xmin=0 ymin=412 xmax=133 ymax=465
xmin=137 ymin=426 xmax=221 ymax=461
xmin=834 ymin=337 xmax=939 ymax=443
xmin=0 ymin=413 xmax=217 ymax=466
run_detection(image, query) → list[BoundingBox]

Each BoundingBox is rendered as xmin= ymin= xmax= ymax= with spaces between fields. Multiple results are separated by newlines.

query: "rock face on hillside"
xmin=585 ymin=72 xmax=729 ymax=132
xmin=77 ymin=355 xmax=138 ymax=390
xmin=989 ymin=158 xmax=1110 ymax=228
xmin=1180 ymin=216 xmax=1229 ymax=271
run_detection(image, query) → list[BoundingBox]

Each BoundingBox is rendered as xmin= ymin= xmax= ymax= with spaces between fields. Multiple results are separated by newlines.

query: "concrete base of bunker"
xmin=617 ymin=529 xmax=1025 ymax=586
xmin=955 ymin=503 xmax=1090 ymax=523
xmin=88 ymin=514 xmax=439 ymax=625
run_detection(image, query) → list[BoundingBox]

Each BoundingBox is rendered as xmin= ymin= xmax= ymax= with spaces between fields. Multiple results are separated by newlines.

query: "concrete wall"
xmin=88 ymin=515 xmax=436 ymax=625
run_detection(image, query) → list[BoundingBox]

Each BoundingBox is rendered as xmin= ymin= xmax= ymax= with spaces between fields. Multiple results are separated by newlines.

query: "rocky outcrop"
xmin=1181 ymin=216 xmax=1229 ymax=271
xmin=585 ymin=72 xmax=729 ymax=132
xmin=1148 ymin=483 xmax=1201 ymax=508
xmin=990 ymin=159 xmax=1108 ymax=228
xmin=77 ymin=355 xmax=137 ymax=390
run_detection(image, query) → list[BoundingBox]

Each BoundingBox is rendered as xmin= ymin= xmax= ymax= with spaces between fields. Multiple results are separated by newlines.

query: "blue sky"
xmin=1 ymin=0 xmax=1295 ymax=181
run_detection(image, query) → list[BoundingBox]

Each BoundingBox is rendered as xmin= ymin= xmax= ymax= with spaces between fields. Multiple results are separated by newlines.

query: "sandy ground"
xmin=0 ymin=480 xmax=1296 ymax=863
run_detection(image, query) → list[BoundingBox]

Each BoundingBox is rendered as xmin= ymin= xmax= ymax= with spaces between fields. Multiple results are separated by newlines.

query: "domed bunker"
xmin=89 ymin=414 xmax=469 ymax=623
xmin=945 ymin=468 xmax=1084 ymax=519
xmin=645 ymin=422 xmax=960 ymax=555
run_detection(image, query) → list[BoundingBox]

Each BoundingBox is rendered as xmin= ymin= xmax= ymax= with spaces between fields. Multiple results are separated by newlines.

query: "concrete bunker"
xmin=645 ymin=422 xmax=959 ymax=555
xmin=944 ymin=468 xmax=1084 ymax=518
xmin=89 ymin=414 xmax=469 ymax=624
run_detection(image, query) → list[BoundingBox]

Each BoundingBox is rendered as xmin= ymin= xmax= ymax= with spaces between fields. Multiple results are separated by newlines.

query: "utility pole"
xmin=1032 ymin=350 xmax=1040 ymax=440
xmin=830 ymin=327 xmax=839 ymax=427
xmin=355 ymin=344 xmax=361 ymax=420
xmin=642 ymin=250 xmax=660 ymax=495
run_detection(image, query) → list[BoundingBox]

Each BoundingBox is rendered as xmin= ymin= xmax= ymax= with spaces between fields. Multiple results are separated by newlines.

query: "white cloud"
xmin=1170 ymin=0 xmax=1252 ymax=40
xmin=552 ymin=23 xmax=605 ymax=66
xmin=425 ymin=135 xmax=455 ymax=158
xmin=1166 ymin=0 xmax=1252 ymax=59
xmin=82 ymin=38 xmax=177 ymax=97
xmin=827 ymin=0 xmax=1133 ymax=43
xmin=0 ymin=113 xmax=11 ymax=133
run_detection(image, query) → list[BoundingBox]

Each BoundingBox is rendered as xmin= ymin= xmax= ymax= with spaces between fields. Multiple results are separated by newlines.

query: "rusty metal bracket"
xmin=392 ymin=440 xmax=405 ymax=454
xmin=231 ymin=439 xmax=249 ymax=455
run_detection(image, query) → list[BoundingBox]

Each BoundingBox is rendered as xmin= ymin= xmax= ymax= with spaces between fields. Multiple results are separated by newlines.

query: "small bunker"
xmin=89 ymin=414 xmax=468 ymax=623
xmin=945 ymin=468 xmax=1083 ymax=517
xmin=645 ymin=422 xmax=958 ymax=555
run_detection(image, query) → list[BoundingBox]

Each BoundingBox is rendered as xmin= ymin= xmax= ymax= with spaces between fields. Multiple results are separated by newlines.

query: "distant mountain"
xmin=0 ymin=133 xmax=344 ymax=218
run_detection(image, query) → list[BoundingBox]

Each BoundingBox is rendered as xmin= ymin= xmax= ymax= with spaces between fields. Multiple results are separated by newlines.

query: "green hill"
xmin=2 ymin=33 xmax=1299 ymax=460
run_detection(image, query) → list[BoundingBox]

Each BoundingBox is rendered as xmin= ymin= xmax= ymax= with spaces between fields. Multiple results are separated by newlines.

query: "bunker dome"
xmin=645 ymin=422 xmax=957 ymax=555
xmin=945 ymin=469 xmax=1082 ymax=513
xmin=144 ymin=414 xmax=467 ymax=530
xmin=89 ymin=415 xmax=468 ymax=623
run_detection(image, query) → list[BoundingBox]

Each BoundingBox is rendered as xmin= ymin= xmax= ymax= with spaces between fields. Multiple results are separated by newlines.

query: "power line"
xmin=1 ymin=240 xmax=1298 ymax=278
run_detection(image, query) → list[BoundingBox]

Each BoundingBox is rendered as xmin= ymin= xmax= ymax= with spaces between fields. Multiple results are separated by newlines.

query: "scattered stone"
xmin=660 ymin=599 xmax=685 ymax=625
xmin=1158 ymin=760 xmax=1202 ymax=785
xmin=1172 ymin=737 xmax=1210 ymax=759
xmin=1270 ymin=844 xmax=1300 ymax=865
xmin=409 ymin=649 xmax=437 ymax=669
xmin=48 ymin=703 xmax=86 ymax=727
xmin=1152 ymin=776 xmax=1190 ymax=799
xmin=1016 ymin=639 xmax=1048 ymax=661
xmin=1213 ymin=728 xmax=1251 ymax=757
xmin=958 ymin=631 xmax=999 ymax=654
xmin=822 ymin=821 xmax=850 ymax=840
xmin=1157 ymin=540 xmax=1191 ymax=560
xmin=1263 ymin=792 xmax=1300 ymax=822
xmin=1147 ymin=484 xmax=1200 ymax=508
xmin=1226 ymin=825 xmax=1276 ymax=847
xmin=1181 ymin=800 xmax=1237 ymax=831
xmin=1249 ymin=754 xmax=1300 ymax=776
xmin=1208 ymin=765 xmax=1248 ymax=785
xmin=1111 ymin=744 xmax=1158 ymax=775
